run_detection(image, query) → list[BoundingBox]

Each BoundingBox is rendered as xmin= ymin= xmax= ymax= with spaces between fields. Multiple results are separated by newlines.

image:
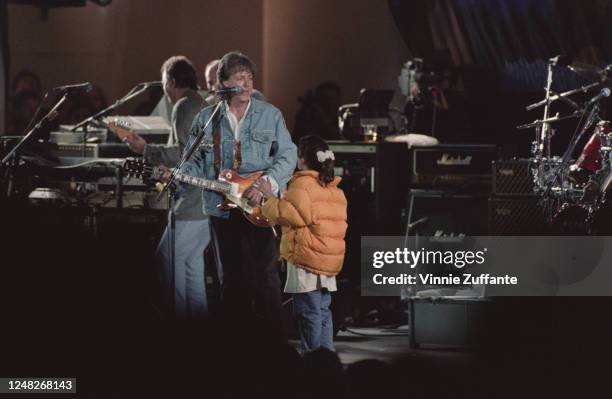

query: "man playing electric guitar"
xmin=181 ymin=51 xmax=297 ymax=333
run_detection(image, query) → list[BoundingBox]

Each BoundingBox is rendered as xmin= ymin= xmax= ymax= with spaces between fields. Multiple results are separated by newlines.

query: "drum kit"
xmin=520 ymin=56 xmax=612 ymax=234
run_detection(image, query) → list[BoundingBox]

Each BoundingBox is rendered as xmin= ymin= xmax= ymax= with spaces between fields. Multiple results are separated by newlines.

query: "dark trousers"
xmin=211 ymin=211 xmax=282 ymax=330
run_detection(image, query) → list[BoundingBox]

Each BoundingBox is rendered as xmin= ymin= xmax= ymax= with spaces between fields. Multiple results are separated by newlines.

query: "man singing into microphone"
xmin=124 ymin=56 xmax=209 ymax=318
xmin=204 ymin=58 xmax=266 ymax=105
xmin=182 ymin=51 xmax=297 ymax=333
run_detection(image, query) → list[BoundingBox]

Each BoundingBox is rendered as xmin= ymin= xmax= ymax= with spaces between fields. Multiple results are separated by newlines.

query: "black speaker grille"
xmin=492 ymin=159 xmax=534 ymax=196
xmin=488 ymin=196 xmax=549 ymax=235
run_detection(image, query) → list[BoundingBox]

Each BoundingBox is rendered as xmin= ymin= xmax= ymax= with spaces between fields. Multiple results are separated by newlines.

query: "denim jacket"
xmin=182 ymin=98 xmax=297 ymax=218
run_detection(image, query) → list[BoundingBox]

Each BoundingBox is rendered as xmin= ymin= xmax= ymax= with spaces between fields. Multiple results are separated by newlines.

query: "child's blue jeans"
xmin=292 ymin=288 xmax=334 ymax=352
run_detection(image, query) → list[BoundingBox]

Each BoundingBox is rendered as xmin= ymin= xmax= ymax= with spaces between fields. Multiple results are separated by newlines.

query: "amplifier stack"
xmin=489 ymin=159 xmax=548 ymax=235
xmin=328 ymin=140 xmax=499 ymax=331
xmin=392 ymin=143 xmax=497 ymax=237
xmin=328 ymin=141 xmax=498 ymax=236
xmin=327 ymin=142 xmax=561 ymax=237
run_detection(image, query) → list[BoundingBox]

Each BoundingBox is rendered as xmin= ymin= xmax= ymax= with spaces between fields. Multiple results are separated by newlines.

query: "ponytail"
xmin=298 ymin=135 xmax=336 ymax=185
xmin=316 ymin=152 xmax=335 ymax=185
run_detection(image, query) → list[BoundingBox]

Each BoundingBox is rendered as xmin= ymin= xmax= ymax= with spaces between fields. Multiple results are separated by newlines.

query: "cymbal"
xmin=569 ymin=62 xmax=612 ymax=83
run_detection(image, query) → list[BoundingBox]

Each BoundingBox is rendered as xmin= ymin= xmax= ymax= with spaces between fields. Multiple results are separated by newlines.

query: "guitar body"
xmin=220 ymin=198 xmax=272 ymax=228
xmin=219 ymin=169 xmax=263 ymax=193
xmin=218 ymin=169 xmax=272 ymax=228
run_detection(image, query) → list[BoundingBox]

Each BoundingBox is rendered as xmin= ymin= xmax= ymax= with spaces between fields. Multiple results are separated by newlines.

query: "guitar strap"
xmin=212 ymin=110 xmax=222 ymax=177
xmin=233 ymin=140 xmax=242 ymax=171
xmin=213 ymin=124 xmax=221 ymax=177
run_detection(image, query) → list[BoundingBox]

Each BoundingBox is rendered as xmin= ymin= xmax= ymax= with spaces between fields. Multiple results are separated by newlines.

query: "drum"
xmin=575 ymin=131 xmax=602 ymax=173
xmin=551 ymin=203 xmax=592 ymax=235
xmin=574 ymin=120 xmax=612 ymax=173
xmin=590 ymin=193 xmax=612 ymax=235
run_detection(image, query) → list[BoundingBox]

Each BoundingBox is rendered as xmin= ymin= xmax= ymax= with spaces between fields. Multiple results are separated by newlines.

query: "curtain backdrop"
xmin=1 ymin=1 xmax=8 ymax=134
xmin=389 ymin=0 xmax=612 ymax=91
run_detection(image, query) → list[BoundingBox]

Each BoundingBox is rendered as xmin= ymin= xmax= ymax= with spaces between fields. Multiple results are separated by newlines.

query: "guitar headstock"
xmin=123 ymin=157 xmax=155 ymax=180
xmin=105 ymin=117 xmax=134 ymax=141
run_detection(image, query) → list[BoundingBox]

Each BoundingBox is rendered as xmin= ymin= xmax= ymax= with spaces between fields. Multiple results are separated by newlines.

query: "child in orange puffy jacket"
xmin=257 ymin=135 xmax=347 ymax=352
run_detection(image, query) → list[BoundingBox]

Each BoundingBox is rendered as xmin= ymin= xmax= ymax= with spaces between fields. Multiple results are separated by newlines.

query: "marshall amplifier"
xmin=492 ymin=159 xmax=534 ymax=196
xmin=405 ymin=189 xmax=489 ymax=237
xmin=411 ymin=144 xmax=497 ymax=189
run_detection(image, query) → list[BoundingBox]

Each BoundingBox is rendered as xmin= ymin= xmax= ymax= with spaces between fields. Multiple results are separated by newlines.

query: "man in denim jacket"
xmin=182 ymin=51 xmax=297 ymax=331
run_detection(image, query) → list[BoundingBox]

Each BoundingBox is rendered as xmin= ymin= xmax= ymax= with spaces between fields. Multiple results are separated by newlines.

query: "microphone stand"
xmin=68 ymin=83 xmax=153 ymax=213
xmin=540 ymin=59 xmax=555 ymax=160
xmin=1 ymin=91 xmax=71 ymax=197
xmin=517 ymin=112 xmax=581 ymax=131
xmin=157 ymin=97 xmax=224 ymax=317
xmin=430 ymin=89 xmax=438 ymax=138
xmin=71 ymin=83 xmax=151 ymax=133
xmin=71 ymin=83 xmax=150 ymax=158
xmin=402 ymin=214 xmax=429 ymax=349
xmin=160 ymin=99 xmax=224 ymax=194
xmin=164 ymin=181 xmax=177 ymax=317
xmin=525 ymin=82 xmax=599 ymax=112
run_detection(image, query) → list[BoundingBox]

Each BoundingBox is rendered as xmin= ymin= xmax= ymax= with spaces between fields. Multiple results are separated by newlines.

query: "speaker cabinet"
xmin=488 ymin=196 xmax=549 ymax=235
xmin=492 ymin=159 xmax=533 ymax=196
xmin=406 ymin=189 xmax=489 ymax=237
xmin=410 ymin=298 xmax=491 ymax=348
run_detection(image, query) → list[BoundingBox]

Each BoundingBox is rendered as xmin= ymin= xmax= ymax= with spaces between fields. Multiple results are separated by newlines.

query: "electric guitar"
xmin=123 ymin=158 xmax=272 ymax=228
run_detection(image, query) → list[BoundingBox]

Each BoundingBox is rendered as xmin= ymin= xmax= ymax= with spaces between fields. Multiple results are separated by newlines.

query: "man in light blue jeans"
xmin=157 ymin=219 xmax=210 ymax=317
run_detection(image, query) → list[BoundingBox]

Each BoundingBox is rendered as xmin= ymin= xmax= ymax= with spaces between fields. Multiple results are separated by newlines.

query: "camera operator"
xmin=403 ymin=60 xmax=469 ymax=142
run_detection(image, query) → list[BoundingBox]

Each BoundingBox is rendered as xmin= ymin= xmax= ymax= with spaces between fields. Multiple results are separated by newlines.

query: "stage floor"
xmin=289 ymin=326 xmax=472 ymax=366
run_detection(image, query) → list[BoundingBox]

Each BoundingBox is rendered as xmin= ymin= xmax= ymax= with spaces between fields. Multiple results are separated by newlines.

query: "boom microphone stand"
xmin=1 ymin=90 xmax=72 ymax=197
xmin=71 ymin=82 xmax=158 ymax=132
xmin=71 ymin=82 xmax=159 ymax=158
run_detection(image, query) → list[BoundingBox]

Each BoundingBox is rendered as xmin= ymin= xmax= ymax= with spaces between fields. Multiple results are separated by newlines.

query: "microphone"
xmin=141 ymin=81 xmax=162 ymax=88
xmin=215 ymin=86 xmax=243 ymax=96
xmin=587 ymin=88 xmax=611 ymax=105
xmin=52 ymin=82 xmax=93 ymax=92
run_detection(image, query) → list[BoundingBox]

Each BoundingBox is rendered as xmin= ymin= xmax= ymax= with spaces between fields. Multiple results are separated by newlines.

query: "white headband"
xmin=316 ymin=150 xmax=335 ymax=163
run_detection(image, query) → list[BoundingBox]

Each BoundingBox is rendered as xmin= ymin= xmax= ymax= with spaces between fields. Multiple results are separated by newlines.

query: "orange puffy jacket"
xmin=261 ymin=170 xmax=348 ymax=276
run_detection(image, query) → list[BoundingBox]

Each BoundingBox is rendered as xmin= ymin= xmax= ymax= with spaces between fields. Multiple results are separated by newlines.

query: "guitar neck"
xmin=124 ymin=158 xmax=232 ymax=194
xmin=171 ymin=170 xmax=231 ymax=194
